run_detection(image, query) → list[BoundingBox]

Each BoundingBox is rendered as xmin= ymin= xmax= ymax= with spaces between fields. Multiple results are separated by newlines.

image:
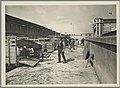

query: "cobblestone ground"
xmin=6 ymin=45 xmax=100 ymax=85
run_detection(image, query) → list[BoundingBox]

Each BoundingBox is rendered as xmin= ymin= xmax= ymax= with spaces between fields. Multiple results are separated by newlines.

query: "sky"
xmin=6 ymin=5 xmax=116 ymax=35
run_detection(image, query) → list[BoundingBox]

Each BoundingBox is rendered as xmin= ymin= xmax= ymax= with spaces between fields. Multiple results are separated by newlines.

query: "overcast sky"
xmin=6 ymin=5 xmax=116 ymax=35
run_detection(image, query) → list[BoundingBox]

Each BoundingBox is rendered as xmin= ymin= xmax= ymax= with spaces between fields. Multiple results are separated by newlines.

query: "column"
xmin=94 ymin=18 xmax=104 ymax=37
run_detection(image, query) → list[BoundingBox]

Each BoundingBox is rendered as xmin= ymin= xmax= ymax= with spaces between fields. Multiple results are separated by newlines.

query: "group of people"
xmin=17 ymin=46 xmax=28 ymax=58
xmin=17 ymin=46 xmax=37 ymax=59
xmin=55 ymin=37 xmax=85 ymax=63
xmin=17 ymin=37 xmax=85 ymax=64
xmin=55 ymin=37 xmax=93 ymax=68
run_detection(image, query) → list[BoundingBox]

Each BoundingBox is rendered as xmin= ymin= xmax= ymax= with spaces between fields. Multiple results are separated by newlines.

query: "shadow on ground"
xmin=67 ymin=58 xmax=75 ymax=62
xmin=6 ymin=63 xmax=33 ymax=73
xmin=41 ymin=58 xmax=53 ymax=62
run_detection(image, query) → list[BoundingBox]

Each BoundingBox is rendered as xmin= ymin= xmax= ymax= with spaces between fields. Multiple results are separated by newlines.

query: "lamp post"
xmin=70 ymin=23 xmax=74 ymax=35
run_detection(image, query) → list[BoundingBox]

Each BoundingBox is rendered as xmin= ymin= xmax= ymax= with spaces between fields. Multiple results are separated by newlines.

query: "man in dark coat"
xmin=81 ymin=38 xmax=84 ymax=46
xmin=56 ymin=37 xmax=67 ymax=63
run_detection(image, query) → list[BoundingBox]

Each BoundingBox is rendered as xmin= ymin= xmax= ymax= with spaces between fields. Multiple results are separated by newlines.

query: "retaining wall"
xmin=84 ymin=36 xmax=116 ymax=83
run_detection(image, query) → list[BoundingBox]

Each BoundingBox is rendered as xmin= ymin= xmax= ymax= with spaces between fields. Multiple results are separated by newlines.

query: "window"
xmin=11 ymin=41 xmax=15 ymax=43
xmin=11 ymin=45 xmax=15 ymax=47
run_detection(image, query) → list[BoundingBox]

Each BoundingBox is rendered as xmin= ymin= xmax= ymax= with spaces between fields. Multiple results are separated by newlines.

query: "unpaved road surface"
xmin=6 ymin=45 xmax=100 ymax=84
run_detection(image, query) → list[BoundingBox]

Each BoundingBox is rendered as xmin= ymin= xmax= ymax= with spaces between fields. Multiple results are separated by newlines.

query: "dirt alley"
xmin=6 ymin=45 xmax=100 ymax=84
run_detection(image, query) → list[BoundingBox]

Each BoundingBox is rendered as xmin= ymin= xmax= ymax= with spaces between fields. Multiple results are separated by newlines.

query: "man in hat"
xmin=56 ymin=37 xmax=67 ymax=63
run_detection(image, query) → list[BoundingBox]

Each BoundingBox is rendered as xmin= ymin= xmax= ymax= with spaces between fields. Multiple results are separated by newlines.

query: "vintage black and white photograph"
xmin=1 ymin=1 xmax=120 ymax=87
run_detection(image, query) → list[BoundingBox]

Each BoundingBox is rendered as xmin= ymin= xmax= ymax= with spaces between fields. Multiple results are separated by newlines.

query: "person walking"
xmin=70 ymin=38 xmax=75 ymax=50
xmin=41 ymin=43 xmax=48 ymax=62
xmin=81 ymin=38 xmax=84 ymax=46
xmin=23 ymin=45 xmax=28 ymax=58
xmin=56 ymin=37 xmax=67 ymax=63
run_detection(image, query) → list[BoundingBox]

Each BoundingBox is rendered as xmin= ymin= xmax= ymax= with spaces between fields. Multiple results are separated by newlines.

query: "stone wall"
xmin=84 ymin=36 xmax=117 ymax=83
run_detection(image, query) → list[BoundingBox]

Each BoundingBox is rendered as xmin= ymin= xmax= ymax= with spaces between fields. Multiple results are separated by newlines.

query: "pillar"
xmin=94 ymin=18 xmax=104 ymax=37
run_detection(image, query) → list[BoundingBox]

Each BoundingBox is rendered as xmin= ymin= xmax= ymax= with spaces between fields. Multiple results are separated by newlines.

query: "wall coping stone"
xmin=85 ymin=36 xmax=116 ymax=46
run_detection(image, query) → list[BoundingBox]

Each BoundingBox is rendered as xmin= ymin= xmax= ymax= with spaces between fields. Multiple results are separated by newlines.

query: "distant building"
xmin=80 ymin=33 xmax=92 ymax=37
xmin=92 ymin=18 xmax=116 ymax=37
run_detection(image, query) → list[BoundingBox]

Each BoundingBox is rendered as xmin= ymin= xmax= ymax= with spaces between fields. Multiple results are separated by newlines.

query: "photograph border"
xmin=1 ymin=0 xmax=120 ymax=87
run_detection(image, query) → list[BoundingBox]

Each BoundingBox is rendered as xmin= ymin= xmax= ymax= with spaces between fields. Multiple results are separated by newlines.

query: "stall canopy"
xmin=16 ymin=39 xmax=42 ymax=49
